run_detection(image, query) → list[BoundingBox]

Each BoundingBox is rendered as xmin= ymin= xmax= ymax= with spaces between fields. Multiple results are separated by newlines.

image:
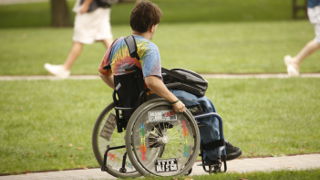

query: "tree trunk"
xmin=292 ymin=0 xmax=307 ymax=19
xmin=51 ymin=0 xmax=71 ymax=27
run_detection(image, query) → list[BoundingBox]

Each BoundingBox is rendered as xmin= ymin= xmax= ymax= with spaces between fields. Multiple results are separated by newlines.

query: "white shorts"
xmin=308 ymin=7 xmax=320 ymax=43
xmin=73 ymin=8 xmax=113 ymax=44
xmin=313 ymin=24 xmax=320 ymax=43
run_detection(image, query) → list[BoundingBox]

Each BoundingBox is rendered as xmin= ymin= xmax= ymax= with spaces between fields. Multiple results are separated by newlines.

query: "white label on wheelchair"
xmin=148 ymin=110 xmax=177 ymax=123
xmin=155 ymin=158 xmax=178 ymax=173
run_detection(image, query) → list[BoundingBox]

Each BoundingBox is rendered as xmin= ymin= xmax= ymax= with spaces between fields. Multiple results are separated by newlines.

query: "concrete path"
xmin=1 ymin=154 xmax=320 ymax=180
xmin=1 ymin=73 xmax=320 ymax=81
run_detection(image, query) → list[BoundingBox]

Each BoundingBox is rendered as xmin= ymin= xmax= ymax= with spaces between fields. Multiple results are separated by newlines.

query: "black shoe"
xmin=225 ymin=142 xmax=242 ymax=161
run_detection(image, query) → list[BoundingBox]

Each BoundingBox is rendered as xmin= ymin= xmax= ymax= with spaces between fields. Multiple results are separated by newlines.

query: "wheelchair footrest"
xmin=202 ymin=159 xmax=227 ymax=174
xmin=200 ymin=151 xmax=227 ymax=174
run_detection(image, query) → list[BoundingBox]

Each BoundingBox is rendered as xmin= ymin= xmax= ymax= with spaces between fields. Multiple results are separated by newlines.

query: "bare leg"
xmin=63 ymin=42 xmax=84 ymax=70
xmin=291 ymin=39 xmax=320 ymax=68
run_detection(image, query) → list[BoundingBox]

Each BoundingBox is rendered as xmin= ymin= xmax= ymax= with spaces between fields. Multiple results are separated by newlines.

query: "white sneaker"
xmin=284 ymin=55 xmax=299 ymax=77
xmin=44 ymin=63 xmax=70 ymax=78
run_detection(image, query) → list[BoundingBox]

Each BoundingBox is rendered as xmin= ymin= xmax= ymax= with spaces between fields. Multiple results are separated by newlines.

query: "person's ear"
xmin=150 ymin=24 xmax=158 ymax=33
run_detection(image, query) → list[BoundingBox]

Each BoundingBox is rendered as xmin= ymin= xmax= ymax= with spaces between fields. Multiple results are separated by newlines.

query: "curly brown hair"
xmin=130 ymin=0 xmax=162 ymax=33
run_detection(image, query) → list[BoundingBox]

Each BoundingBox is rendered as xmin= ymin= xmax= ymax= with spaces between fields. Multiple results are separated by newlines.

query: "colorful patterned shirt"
xmin=99 ymin=35 xmax=162 ymax=78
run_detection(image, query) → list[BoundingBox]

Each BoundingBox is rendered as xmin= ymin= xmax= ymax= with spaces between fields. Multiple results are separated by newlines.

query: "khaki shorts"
xmin=73 ymin=8 xmax=113 ymax=44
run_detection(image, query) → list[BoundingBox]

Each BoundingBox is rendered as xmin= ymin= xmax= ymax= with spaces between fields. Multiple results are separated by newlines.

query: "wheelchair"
xmin=92 ymin=70 xmax=227 ymax=178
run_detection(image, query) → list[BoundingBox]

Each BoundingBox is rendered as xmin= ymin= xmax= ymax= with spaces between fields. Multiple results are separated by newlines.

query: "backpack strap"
xmin=124 ymin=35 xmax=140 ymax=60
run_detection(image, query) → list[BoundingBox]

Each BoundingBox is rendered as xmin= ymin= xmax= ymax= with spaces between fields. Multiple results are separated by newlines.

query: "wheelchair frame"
xmin=92 ymin=97 xmax=227 ymax=177
xmin=92 ymin=61 xmax=226 ymax=177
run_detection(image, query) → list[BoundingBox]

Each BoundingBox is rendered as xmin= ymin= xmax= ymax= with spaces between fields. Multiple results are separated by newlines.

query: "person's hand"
xmin=79 ymin=4 xmax=89 ymax=14
xmin=172 ymin=100 xmax=186 ymax=113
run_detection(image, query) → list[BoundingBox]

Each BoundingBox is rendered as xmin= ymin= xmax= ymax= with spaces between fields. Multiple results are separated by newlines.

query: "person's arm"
xmin=80 ymin=0 xmax=93 ymax=14
xmin=99 ymin=70 xmax=114 ymax=89
xmin=98 ymin=40 xmax=115 ymax=88
xmin=145 ymin=76 xmax=186 ymax=112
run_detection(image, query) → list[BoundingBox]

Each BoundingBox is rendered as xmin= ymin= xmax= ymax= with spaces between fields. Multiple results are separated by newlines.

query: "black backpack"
xmin=125 ymin=35 xmax=208 ymax=97
xmin=162 ymin=68 xmax=208 ymax=97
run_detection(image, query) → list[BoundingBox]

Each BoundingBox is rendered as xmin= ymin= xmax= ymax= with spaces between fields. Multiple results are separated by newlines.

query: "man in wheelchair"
xmin=98 ymin=0 xmax=241 ymax=171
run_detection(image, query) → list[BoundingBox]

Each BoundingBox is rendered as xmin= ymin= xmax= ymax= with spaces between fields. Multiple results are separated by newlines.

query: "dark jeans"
xmin=171 ymin=90 xmax=223 ymax=161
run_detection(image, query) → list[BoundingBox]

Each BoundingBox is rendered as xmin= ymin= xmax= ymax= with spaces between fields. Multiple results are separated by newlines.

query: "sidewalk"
xmin=1 ymin=73 xmax=320 ymax=81
xmin=1 ymin=154 xmax=320 ymax=180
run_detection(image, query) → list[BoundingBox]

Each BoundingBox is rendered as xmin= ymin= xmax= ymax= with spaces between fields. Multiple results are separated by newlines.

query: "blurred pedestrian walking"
xmin=284 ymin=0 xmax=320 ymax=76
xmin=45 ymin=0 xmax=114 ymax=78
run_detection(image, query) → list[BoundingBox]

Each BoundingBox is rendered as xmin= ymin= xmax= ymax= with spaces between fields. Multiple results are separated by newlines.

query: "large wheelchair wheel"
xmin=125 ymin=98 xmax=200 ymax=176
xmin=92 ymin=103 xmax=140 ymax=178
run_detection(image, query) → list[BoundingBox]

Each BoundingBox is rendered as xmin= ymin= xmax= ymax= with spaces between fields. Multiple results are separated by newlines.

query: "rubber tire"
xmin=92 ymin=103 xmax=140 ymax=178
xmin=125 ymin=98 xmax=200 ymax=176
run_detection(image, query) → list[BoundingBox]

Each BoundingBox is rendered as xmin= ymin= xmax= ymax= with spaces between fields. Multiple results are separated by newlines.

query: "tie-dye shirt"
xmin=99 ymin=35 xmax=162 ymax=78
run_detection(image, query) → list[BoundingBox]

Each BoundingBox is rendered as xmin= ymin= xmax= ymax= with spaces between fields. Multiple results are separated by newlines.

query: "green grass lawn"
xmin=0 ymin=80 xmax=110 ymax=174
xmin=207 ymin=78 xmax=320 ymax=157
xmin=124 ymin=169 xmax=320 ymax=180
xmin=0 ymin=0 xmax=317 ymax=75
xmin=0 ymin=0 xmax=292 ymax=28
xmin=1 ymin=0 xmax=319 ymax=177
xmin=1 ymin=21 xmax=319 ymax=75
xmin=0 ymin=78 xmax=319 ymax=174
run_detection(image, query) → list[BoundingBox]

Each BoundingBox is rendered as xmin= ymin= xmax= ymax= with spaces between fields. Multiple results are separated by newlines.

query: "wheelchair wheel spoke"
xmin=125 ymin=100 xmax=200 ymax=177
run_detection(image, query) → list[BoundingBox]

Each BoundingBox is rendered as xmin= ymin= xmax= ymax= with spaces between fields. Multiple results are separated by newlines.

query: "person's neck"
xmin=132 ymin=31 xmax=152 ymax=40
